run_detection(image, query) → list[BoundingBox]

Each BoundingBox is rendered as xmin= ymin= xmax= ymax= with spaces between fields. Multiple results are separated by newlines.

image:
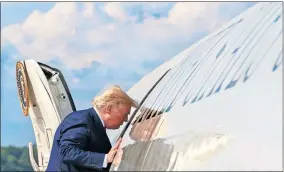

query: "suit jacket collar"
xmin=89 ymin=107 xmax=111 ymax=147
xmin=90 ymin=107 xmax=105 ymax=129
xmin=93 ymin=106 xmax=105 ymax=128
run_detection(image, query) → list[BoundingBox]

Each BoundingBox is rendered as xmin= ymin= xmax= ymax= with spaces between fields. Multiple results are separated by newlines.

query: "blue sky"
xmin=1 ymin=2 xmax=256 ymax=146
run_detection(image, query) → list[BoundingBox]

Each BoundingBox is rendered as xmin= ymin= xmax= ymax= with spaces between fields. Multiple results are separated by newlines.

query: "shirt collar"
xmin=93 ymin=106 xmax=105 ymax=127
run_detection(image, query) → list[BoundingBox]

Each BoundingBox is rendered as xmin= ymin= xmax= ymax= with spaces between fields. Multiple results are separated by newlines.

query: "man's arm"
xmin=58 ymin=117 xmax=106 ymax=170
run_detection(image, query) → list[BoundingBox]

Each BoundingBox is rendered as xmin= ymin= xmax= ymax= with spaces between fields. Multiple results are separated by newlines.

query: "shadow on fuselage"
xmin=115 ymin=107 xmax=177 ymax=171
xmin=117 ymin=138 xmax=175 ymax=171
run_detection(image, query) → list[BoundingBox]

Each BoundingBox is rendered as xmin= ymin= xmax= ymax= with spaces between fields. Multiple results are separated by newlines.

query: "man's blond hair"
xmin=92 ymin=85 xmax=137 ymax=111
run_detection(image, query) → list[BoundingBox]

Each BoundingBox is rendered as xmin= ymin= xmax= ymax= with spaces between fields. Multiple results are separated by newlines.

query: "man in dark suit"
xmin=46 ymin=86 xmax=136 ymax=172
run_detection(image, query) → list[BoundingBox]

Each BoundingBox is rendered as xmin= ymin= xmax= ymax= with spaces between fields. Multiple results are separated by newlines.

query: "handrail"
xmin=28 ymin=142 xmax=40 ymax=171
xmin=117 ymin=68 xmax=171 ymax=140
xmin=110 ymin=68 xmax=171 ymax=168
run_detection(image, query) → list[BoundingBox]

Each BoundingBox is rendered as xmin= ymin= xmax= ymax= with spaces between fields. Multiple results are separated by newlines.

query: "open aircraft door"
xmin=16 ymin=59 xmax=76 ymax=171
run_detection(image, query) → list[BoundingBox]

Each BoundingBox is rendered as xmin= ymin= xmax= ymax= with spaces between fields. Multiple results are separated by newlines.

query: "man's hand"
xmin=113 ymin=147 xmax=123 ymax=167
xmin=106 ymin=138 xmax=122 ymax=163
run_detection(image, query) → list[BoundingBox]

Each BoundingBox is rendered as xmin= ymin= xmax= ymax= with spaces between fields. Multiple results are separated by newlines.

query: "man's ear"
xmin=106 ymin=105 xmax=112 ymax=114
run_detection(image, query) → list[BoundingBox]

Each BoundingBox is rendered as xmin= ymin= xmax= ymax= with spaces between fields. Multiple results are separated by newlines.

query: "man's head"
xmin=92 ymin=85 xmax=137 ymax=129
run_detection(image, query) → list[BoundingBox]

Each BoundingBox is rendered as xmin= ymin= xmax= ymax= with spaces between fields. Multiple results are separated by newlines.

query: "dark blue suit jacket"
xmin=46 ymin=108 xmax=112 ymax=172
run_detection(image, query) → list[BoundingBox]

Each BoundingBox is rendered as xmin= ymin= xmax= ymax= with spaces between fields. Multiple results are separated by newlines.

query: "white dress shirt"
xmin=93 ymin=107 xmax=108 ymax=168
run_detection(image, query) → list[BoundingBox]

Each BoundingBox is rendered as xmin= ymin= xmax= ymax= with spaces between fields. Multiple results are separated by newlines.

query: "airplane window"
xmin=132 ymin=106 xmax=164 ymax=125
xmin=116 ymin=69 xmax=171 ymax=141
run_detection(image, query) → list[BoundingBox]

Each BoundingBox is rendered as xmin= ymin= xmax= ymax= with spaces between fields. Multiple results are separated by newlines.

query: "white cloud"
xmin=72 ymin=77 xmax=80 ymax=84
xmin=104 ymin=2 xmax=128 ymax=21
xmin=82 ymin=2 xmax=95 ymax=18
xmin=2 ymin=2 xmax=254 ymax=73
xmin=168 ymin=2 xmax=220 ymax=32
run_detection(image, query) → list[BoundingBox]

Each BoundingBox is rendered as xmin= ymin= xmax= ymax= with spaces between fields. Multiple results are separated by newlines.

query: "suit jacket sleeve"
xmin=58 ymin=114 xmax=106 ymax=170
